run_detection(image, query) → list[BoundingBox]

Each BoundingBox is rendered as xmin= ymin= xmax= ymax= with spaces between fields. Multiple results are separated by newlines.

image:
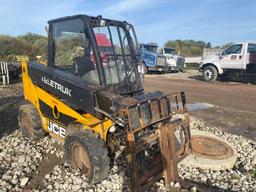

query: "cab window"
xmin=223 ymin=44 xmax=242 ymax=55
xmin=52 ymin=18 xmax=99 ymax=84
xmin=248 ymin=43 xmax=256 ymax=54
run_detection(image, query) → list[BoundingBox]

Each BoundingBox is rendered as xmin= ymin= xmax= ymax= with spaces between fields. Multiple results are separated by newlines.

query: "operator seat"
xmin=73 ymin=56 xmax=94 ymax=76
xmin=73 ymin=56 xmax=100 ymax=84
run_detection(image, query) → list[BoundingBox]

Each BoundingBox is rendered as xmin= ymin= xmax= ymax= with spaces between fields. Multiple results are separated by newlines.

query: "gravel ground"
xmin=180 ymin=117 xmax=256 ymax=192
xmin=0 ymin=116 xmax=255 ymax=192
xmin=0 ymin=80 xmax=256 ymax=191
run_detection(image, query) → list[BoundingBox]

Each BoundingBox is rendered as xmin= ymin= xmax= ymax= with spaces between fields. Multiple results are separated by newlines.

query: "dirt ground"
xmin=0 ymin=70 xmax=255 ymax=140
xmin=0 ymin=83 xmax=23 ymax=137
xmin=0 ymin=70 xmax=256 ymax=191
xmin=144 ymin=70 xmax=256 ymax=139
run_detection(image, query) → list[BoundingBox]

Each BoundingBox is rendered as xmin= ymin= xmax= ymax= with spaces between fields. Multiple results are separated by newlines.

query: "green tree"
xmin=0 ymin=35 xmax=36 ymax=58
xmin=17 ymin=33 xmax=46 ymax=45
xmin=164 ymin=39 xmax=208 ymax=57
xmin=18 ymin=33 xmax=47 ymax=56
xmin=0 ymin=33 xmax=47 ymax=60
xmin=206 ymin=42 xmax=212 ymax=48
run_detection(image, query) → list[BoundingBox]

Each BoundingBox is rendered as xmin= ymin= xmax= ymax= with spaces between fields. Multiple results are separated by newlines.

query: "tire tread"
xmin=64 ymin=130 xmax=110 ymax=184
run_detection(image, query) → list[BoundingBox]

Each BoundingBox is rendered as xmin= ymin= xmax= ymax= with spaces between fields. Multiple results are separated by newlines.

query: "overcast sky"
xmin=0 ymin=0 xmax=255 ymax=46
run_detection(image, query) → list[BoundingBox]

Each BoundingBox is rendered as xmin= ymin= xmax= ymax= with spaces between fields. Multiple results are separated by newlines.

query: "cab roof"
xmin=47 ymin=14 xmax=131 ymax=26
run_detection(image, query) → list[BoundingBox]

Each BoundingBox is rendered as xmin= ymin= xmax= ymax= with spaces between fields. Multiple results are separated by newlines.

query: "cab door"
xmin=220 ymin=44 xmax=243 ymax=69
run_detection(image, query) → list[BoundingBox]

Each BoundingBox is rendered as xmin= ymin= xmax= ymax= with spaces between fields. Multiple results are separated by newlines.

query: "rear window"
xmin=248 ymin=43 xmax=256 ymax=54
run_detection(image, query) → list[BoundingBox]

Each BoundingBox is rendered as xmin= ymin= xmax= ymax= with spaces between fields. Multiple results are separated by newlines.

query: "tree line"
xmin=164 ymin=40 xmax=233 ymax=57
xmin=164 ymin=40 xmax=210 ymax=57
xmin=0 ymin=32 xmax=232 ymax=60
xmin=0 ymin=33 xmax=47 ymax=61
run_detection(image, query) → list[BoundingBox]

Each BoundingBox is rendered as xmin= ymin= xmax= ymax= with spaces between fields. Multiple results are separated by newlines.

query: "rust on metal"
xmin=150 ymin=100 xmax=160 ymax=122
xmin=125 ymin=91 xmax=232 ymax=191
xmin=191 ymin=135 xmax=234 ymax=160
xmin=159 ymin=124 xmax=179 ymax=187
xmin=125 ymin=92 xmax=192 ymax=192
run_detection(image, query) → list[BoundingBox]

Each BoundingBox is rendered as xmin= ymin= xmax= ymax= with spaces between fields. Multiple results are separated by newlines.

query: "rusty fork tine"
xmin=126 ymin=92 xmax=192 ymax=192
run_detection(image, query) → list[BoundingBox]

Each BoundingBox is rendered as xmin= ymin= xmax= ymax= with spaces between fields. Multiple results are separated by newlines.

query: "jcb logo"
xmin=47 ymin=121 xmax=66 ymax=138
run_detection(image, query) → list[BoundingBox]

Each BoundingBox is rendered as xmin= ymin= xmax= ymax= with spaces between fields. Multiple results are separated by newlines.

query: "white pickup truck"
xmin=199 ymin=42 xmax=256 ymax=81
xmin=158 ymin=47 xmax=186 ymax=72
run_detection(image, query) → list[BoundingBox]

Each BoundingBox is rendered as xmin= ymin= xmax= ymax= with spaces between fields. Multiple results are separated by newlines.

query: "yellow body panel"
xmin=21 ymin=60 xmax=113 ymax=141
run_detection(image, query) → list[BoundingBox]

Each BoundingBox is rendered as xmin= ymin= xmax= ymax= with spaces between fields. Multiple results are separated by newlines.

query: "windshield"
xmin=164 ymin=48 xmax=176 ymax=54
xmin=143 ymin=45 xmax=158 ymax=53
xmin=92 ymin=23 xmax=142 ymax=94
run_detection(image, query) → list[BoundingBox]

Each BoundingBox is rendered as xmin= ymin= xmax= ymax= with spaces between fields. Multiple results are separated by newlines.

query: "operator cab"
xmin=163 ymin=48 xmax=176 ymax=55
xmin=47 ymin=14 xmax=142 ymax=95
xmin=140 ymin=44 xmax=158 ymax=53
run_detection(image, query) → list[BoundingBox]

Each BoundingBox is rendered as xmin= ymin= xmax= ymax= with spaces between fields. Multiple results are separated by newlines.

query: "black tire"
xmin=18 ymin=104 xmax=44 ymax=140
xmin=64 ymin=131 xmax=110 ymax=184
xmin=202 ymin=66 xmax=218 ymax=82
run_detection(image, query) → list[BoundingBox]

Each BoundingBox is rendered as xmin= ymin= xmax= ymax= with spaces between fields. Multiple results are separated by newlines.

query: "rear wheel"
xmin=64 ymin=131 xmax=110 ymax=184
xmin=202 ymin=66 xmax=218 ymax=82
xmin=18 ymin=104 xmax=44 ymax=140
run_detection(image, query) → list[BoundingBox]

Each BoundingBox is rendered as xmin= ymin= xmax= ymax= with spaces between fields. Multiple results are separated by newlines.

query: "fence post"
xmin=1 ymin=62 xmax=5 ymax=85
xmin=5 ymin=62 xmax=9 ymax=84
xmin=0 ymin=61 xmax=9 ymax=85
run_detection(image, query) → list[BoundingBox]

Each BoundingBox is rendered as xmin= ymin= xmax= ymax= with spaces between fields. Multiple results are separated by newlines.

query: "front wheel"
xmin=64 ymin=131 xmax=110 ymax=184
xmin=202 ymin=66 xmax=218 ymax=82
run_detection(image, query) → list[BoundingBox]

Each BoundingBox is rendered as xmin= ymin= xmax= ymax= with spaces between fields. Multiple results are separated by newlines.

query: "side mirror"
xmin=219 ymin=52 xmax=224 ymax=59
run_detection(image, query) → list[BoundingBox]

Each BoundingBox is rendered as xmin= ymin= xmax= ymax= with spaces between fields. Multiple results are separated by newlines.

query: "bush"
xmin=165 ymin=40 xmax=209 ymax=57
xmin=0 ymin=33 xmax=47 ymax=61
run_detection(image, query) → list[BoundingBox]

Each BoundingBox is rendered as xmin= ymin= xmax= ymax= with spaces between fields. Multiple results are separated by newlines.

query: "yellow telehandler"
xmin=19 ymin=14 xmax=195 ymax=191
